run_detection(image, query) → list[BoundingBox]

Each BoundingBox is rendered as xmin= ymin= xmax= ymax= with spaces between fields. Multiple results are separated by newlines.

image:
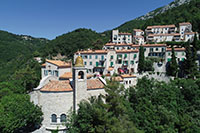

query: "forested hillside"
xmin=0 ymin=30 xmax=49 ymax=81
xmin=41 ymin=28 xmax=109 ymax=58
xmin=112 ymin=0 xmax=200 ymax=33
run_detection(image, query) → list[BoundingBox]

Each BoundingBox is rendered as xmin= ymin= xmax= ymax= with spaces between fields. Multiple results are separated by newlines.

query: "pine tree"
xmin=170 ymin=47 xmax=178 ymax=77
xmin=184 ymin=42 xmax=198 ymax=79
xmin=138 ymin=46 xmax=145 ymax=73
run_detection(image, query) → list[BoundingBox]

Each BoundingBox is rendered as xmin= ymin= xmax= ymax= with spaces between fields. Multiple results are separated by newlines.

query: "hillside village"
xmin=30 ymin=22 xmax=199 ymax=132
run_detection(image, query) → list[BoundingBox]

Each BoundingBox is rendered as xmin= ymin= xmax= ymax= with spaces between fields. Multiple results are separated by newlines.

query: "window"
xmin=51 ymin=114 xmax=57 ymax=123
xmin=89 ymin=55 xmax=92 ymax=59
xmin=84 ymin=55 xmax=88 ymax=59
xmin=134 ymin=54 xmax=137 ymax=59
xmin=182 ymin=58 xmax=185 ymax=61
xmin=90 ymin=62 xmax=92 ymax=65
xmin=156 ymin=48 xmax=158 ymax=51
xmin=168 ymin=58 xmax=171 ymax=62
xmin=182 ymin=52 xmax=184 ymax=56
xmin=111 ymin=55 xmax=113 ymax=59
xmin=150 ymin=48 xmax=153 ymax=52
xmin=60 ymin=114 xmax=67 ymax=122
xmin=162 ymin=48 xmax=165 ymax=52
xmin=110 ymin=62 xmax=113 ymax=67
xmin=131 ymin=61 xmax=134 ymax=65
xmin=44 ymin=70 xmax=48 ymax=76
xmin=124 ymin=54 xmax=127 ymax=58
xmin=129 ymin=80 xmax=131 ymax=84
xmin=175 ymin=52 xmax=178 ymax=56
xmin=144 ymin=48 xmax=146 ymax=51
xmin=168 ymin=52 xmax=170 ymax=56
xmin=101 ymin=55 xmax=104 ymax=60
xmin=55 ymin=71 xmax=59 ymax=77
xmin=96 ymin=62 xmax=99 ymax=67
xmin=78 ymin=71 xmax=84 ymax=79
xmin=84 ymin=62 xmax=87 ymax=65
xmin=95 ymin=55 xmax=98 ymax=59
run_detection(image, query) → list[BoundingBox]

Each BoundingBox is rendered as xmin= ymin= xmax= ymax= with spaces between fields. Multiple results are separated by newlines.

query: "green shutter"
xmin=96 ymin=62 xmax=99 ymax=67
xmin=110 ymin=62 xmax=113 ymax=67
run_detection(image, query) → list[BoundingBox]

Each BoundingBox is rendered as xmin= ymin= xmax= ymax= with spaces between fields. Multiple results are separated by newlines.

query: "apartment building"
xmin=112 ymin=30 xmax=132 ymax=44
xmin=133 ymin=29 xmax=145 ymax=44
xmin=179 ymin=22 xmax=192 ymax=40
xmin=165 ymin=47 xmax=186 ymax=62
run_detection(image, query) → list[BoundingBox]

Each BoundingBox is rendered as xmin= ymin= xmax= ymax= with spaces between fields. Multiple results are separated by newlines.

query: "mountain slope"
xmin=112 ymin=0 xmax=200 ymax=33
xmin=0 ymin=30 xmax=49 ymax=81
xmin=41 ymin=28 xmax=109 ymax=59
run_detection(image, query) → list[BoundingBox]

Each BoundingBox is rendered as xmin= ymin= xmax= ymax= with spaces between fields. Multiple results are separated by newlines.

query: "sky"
xmin=0 ymin=0 xmax=174 ymax=40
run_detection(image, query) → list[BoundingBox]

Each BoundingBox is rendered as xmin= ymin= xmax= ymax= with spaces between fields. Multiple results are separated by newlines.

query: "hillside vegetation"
xmin=41 ymin=28 xmax=109 ymax=58
xmin=0 ymin=30 xmax=49 ymax=81
xmin=113 ymin=0 xmax=200 ymax=33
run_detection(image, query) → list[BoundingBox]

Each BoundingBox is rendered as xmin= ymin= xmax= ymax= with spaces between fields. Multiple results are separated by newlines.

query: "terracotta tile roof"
xmin=107 ymin=67 xmax=114 ymax=71
xmin=131 ymin=44 xmax=140 ymax=47
xmin=116 ymin=49 xmax=139 ymax=53
xmin=133 ymin=29 xmax=144 ymax=32
xmin=77 ymin=50 xmax=108 ymax=54
xmin=120 ymin=74 xmax=136 ymax=78
xmin=147 ymin=25 xmax=176 ymax=29
xmin=166 ymin=47 xmax=185 ymax=51
xmin=134 ymin=35 xmax=144 ymax=38
xmin=184 ymin=32 xmax=195 ymax=35
xmin=142 ymin=44 xmax=166 ymax=47
xmin=118 ymin=32 xmax=132 ymax=35
xmin=41 ymin=80 xmax=73 ymax=92
xmin=41 ymin=63 xmax=46 ymax=67
xmin=179 ymin=22 xmax=191 ymax=26
xmin=112 ymin=76 xmax=123 ymax=82
xmin=87 ymin=79 xmax=105 ymax=90
xmin=60 ymin=72 xmax=72 ymax=79
xmin=105 ymin=73 xmax=111 ymax=77
xmin=148 ymin=34 xmax=175 ymax=37
xmin=46 ymin=59 xmax=71 ymax=68
xmin=105 ymin=43 xmax=132 ymax=46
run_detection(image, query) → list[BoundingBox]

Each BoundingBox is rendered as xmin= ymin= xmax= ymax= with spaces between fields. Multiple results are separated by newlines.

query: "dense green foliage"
xmin=0 ymin=30 xmax=48 ymax=81
xmin=0 ymin=81 xmax=43 ymax=133
xmin=42 ymin=28 xmax=109 ymax=58
xmin=67 ymin=80 xmax=142 ymax=133
xmin=68 ymin=77 xmax=200 ymax=132
xmin=167 ymin=47 xmax=178 ymax=77
xmin=111 ymin=0 xmax=200 ymax=34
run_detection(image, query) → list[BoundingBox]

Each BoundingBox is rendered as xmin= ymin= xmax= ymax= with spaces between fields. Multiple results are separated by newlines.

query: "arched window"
xmin=60 ymin=114 xmax=67 ymax=122
xmin=51 ymin=114 xmax=57 ymax=123
xmin=78 ymin=71 xmax=84 ymax=79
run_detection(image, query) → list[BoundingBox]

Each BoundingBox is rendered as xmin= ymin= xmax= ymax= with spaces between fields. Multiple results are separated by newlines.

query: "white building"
xmin=112 ymin=30 xmax=132 ymax=44
xmin=41 ymin=59 xmax=72 ymax=79
xmin=31 ymin=56 xmax=106 ymax=133
xmin=179 ymin=22 xmax=192 ymax=40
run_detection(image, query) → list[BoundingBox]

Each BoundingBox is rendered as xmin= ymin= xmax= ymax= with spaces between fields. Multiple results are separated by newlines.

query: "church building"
xmin=30 ymin=56 xmax=106 ymax=133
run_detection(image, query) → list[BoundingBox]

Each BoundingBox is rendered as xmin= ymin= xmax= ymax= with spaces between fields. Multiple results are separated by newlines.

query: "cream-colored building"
xmin=112 ymin=30 xmax=132 ymax=44
xmin=30 ymin=57 xmax=106 ymax=133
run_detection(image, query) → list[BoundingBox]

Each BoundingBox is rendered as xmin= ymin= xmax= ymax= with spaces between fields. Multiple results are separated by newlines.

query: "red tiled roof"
xmin=118 ymin=32 xmax=132 ymax=35
xmin=147 ymin=25 xmax=176 ymax=29
xmin=142 ymin=44 xmax=166 ymax=47
xmin=148 ymin=34 xmax=175 ymax=37
xmin=46 ymin=59 xmax=71 ymax=68
xmin=184 ymin=32 xmax=195 ymax=35
xmin=179 ymin=22 xmax=191 ymax=26
xmin=166 ymin=47 xmax=185 ymax=51
xmin=134 ymin=35 xmax=144 ymax=38
xmin=77 ymin=50 xmax=108 ymax=54
xmin=116 ymin=49 xmax=139 ymax=53
xmin=120 ymin=74 xmax=136 ymax=78
xmin=107 ymin=67 xmax=114 ymax=71
xmin=105 ymin=43 xmax=132 ymax=46
xmin=87 ymin=79 xmax=105 ymax=90
xmin=133 ymin=29 xmax=144 ymax=32
xmin=60 ymin=72 xmax=72 ymax=79
xmin=41 ymin=80 xmax=73 ymax=92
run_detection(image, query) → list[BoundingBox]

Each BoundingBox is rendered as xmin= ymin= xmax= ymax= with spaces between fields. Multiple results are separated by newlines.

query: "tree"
xmin=138 ymin=46 xmax=145 ymax=73
xmin=167 ymin=47 xmax=178 ymax=77
xmin=184 ymin=42 xmax=198 ymax=78
xmin=67 ymin=81 xmax=142 ymax=133
xmin=0 ymin=94 xmax=43 ymax=133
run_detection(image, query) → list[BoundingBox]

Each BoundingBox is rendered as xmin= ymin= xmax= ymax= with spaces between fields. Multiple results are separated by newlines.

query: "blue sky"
xmin=0 ymin=0 xmax=173 ymax=39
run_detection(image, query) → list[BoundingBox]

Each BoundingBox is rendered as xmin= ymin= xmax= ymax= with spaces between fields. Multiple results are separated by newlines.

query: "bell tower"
xmin=73 ymin=56 xmax=87 ymax=111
